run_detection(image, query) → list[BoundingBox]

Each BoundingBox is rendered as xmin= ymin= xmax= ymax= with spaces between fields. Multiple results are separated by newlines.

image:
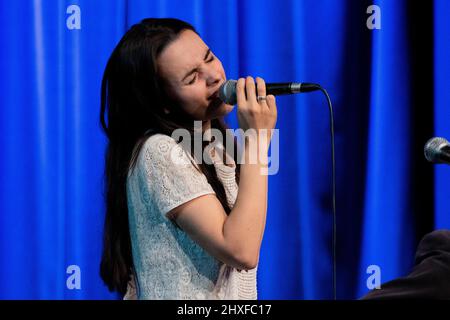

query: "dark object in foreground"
xmin=362 ymin=230 xmax=450 ymax=299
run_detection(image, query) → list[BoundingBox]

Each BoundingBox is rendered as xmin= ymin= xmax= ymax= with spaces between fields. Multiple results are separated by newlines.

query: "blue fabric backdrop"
xmin=0 ymin=0 xmax=449 ymax=299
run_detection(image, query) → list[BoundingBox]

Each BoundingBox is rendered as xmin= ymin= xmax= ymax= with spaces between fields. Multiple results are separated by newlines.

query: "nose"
xmin=205 ymin=67 xmax=221 ymax=87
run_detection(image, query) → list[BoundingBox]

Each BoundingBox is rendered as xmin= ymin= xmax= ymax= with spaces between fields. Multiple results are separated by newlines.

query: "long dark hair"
xmin=99 ymin=18 xmax=240 ymax=295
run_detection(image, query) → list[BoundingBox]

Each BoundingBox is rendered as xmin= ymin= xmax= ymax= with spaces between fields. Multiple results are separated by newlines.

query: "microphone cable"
xmin=306 ymin=84 xmax=337 ymax=300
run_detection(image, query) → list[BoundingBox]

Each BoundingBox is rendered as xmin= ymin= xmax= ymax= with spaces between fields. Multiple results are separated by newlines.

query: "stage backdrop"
xmin=0 ymin=0 xmax=449 ymax=299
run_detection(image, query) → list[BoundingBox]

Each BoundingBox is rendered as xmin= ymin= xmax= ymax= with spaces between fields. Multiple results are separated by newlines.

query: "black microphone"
xmin=424 ymin=137 xmax=450 ymax=164
xmin=219 ymin=79 xmax=321 ymax=105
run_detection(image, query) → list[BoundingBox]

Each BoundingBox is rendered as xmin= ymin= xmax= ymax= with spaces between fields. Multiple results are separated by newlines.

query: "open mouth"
xmin=208 ymin=93 xmax=225 ymax=110
xmin=208 ymin=89 xmax=220 ymax=101
xmin=208 ymin=80 xmax=225 ymax=101
xmin=209 ymin=96 xmax=223 ymax=108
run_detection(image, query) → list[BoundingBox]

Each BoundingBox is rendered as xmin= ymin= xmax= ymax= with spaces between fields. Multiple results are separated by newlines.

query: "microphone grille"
xmin=219 ymin=80 xmax=237 ymax=105
xmin=424 ymin=137 xmax=449 ymax=162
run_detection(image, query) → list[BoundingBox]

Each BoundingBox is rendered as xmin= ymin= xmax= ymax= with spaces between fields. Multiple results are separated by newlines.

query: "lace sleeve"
xmin=140 ymin=134 xmax=215 ymax=217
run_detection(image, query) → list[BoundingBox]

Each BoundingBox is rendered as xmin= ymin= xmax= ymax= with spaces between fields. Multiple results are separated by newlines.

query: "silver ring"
xmin=257 ymin=95 xmax=267 ymax=102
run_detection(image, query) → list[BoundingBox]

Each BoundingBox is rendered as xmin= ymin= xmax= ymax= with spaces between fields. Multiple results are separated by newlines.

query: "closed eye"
xmin=188 ymin=53 xmax=215 ymax=84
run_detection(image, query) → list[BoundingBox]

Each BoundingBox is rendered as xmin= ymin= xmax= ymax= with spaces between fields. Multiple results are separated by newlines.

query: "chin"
xmin=205 ymin=101 xmax=234 ymax=119
xmin=213 ymin=104 xmax=234 ymax=119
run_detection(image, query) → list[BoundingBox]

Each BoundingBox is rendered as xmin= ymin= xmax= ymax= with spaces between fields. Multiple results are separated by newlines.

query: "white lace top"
xmin=124 ymin=133 xmax=257 ymax=300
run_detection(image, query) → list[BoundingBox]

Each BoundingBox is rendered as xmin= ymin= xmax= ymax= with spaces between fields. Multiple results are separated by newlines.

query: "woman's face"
xmin=157 ymin=30 xmax=234 ymax=121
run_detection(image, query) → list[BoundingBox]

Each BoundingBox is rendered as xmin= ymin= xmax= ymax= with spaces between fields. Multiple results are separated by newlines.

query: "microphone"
xmin=219 ymin=79 xmax=321 ymax=105
xmin=424 ymin=137 xmax=450 ymax=164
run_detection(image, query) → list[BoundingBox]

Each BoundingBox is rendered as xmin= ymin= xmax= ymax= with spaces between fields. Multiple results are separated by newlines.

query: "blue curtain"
xmin=1 ymin=0 xmax=449 ymax=299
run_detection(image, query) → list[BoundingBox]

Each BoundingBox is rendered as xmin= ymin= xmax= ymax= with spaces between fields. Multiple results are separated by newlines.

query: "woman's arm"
xmin=169 ymin=76 xmax=277 ymax=270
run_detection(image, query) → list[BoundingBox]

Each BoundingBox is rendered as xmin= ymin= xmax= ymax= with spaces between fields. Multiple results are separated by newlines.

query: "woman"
xmin=99 ymin=18 xmax=277 ymax=299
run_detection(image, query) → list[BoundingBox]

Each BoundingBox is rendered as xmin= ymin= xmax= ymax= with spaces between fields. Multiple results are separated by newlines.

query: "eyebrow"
xmin=181 ymin=48 xmax=211 ymax=82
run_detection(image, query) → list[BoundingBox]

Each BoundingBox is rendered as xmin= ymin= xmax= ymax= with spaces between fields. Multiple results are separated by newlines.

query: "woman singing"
xmin=99 ymin=18 xmax=277 ymax=299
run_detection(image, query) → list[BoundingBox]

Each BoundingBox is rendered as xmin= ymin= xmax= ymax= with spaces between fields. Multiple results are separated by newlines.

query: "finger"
xmin=255 ymin=77 xmax=268 ymax=108
xmin=236 ymin=78 xmax=246 ymax=107
xmin=245 ymin=76 xmax=256 ymax=103
xmin=266 ymin=95 xmax=277 ymax=113
xmin=255 ymin=77 xmax=267 ymax=99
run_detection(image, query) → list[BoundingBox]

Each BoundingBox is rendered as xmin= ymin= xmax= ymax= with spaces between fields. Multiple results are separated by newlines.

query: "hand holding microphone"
xmin=219 ymin=77 xmax=321 ymax=147
xmin=233 ymin=77 xmax=277 ymax=148
xmin=219 ymin=79 xmax=320 ymax=105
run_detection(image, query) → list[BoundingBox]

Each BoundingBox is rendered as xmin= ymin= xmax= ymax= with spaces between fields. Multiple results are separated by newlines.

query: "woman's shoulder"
xmin=138 ymin=133 xmax=196 ymax=171
xmin=143 ymin=133 xmax=178 ymax=150
xmin=140 ymin=133 xmax=178 ymax=159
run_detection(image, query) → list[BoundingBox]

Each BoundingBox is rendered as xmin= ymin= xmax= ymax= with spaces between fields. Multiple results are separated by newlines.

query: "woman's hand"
xmin=236 ymin=76 xmax=278 ymax=147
